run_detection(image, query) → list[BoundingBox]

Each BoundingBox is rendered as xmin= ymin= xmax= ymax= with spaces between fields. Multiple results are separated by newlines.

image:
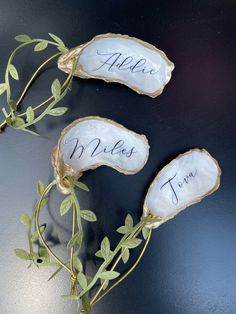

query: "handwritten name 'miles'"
xmin=65 ymin=137 xmax=137 ymax=160
xmin=160 ymin=170 xmax=198 ymax=205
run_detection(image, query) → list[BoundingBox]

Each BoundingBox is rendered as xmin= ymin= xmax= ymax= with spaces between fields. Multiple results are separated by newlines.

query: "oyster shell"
xmin=58 ymin=33 xmax=174 ymax=97
xmin=52 ymin=116 xmax=150 ymax=194
xmin=143 ymin=149 xmax=221 ymax=228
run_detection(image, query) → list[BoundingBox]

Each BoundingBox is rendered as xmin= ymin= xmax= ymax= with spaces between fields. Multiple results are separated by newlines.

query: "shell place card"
xmin=58 ymin=33 xmax=174 ymax=97
xmin=52 ymin=116 xmax=150 ymax=193
xmin=143 ymin=149 xmax=221 ymax=228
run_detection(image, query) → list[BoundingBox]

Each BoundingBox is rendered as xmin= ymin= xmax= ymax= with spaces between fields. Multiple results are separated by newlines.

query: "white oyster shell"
xmin=143 ymin=149 xmax=221 ymax=228
xmin=58 ymin=33 xmax=174 ymax=97
xmin=52 ymin=116 xmax=150 ymax=194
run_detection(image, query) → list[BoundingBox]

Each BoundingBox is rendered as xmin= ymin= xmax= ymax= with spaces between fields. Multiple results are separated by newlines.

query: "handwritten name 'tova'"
xmin=160 ymin=170 xmax=198 ymax=205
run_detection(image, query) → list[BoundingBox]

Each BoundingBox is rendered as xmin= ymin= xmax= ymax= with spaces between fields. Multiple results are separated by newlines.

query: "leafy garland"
xmin=0 ymin=33 xmax=76 ymax=135
xmin=15 ymin=178 xmax=160 ymax=313
xmin=2 ymin=33 xmax=161 ymax=313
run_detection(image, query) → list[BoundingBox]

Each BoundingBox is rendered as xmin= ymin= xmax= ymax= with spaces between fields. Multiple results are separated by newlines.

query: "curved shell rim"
xmin=58 ymin=33 xmax=175 ymax=98
xmin=143 ymin=148 xmax=221 ymax=229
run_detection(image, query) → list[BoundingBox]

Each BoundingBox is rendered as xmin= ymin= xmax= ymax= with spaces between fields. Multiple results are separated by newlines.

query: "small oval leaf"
xmin=15 ymin=34 xmax=31 ymax=43
xmin=81 ymin=210 xmax=97 ymax=222
xmin=15 ymin=248 xmax=31 ymax=260
xmin=77 ymin=272 xmax=87 ymax=290
xmin=47 ymin=107 xmax=68 ymax=117
xmin=8 ymin=64 xmax=19 ymax=80
xmin=20 ymin=213 xmax=31 ymax=226
xmin=60 ymin=195 xmax=72 ymax=216
xmin=34 ymin=41 xmax=48 ymax=52
xmin=0 ymin=83 xmax=7 ymax=96
xmin=98 ymin=271 xmax=120 ymax=280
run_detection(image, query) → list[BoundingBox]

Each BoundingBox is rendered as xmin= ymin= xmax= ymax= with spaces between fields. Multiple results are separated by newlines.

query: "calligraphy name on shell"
xmin=160 ymin=170 xmax=198 ymax=205
xmin=92 ymin=50 xmax=159 ymax=76
xmin=64 ymin=137 xmax=137 ymax=160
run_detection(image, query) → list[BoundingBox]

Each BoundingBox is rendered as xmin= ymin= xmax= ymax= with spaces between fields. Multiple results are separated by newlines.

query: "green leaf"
xmin=121 ymin=238 xmax=142 ymax=249
xmin=39 ymin=197 xmax=49 ymax=208
xmin=8 ymin=99 xmax=17 ymax=111
xmin=48 ymin=33 xmax=65 ymax=46
xmin=100 ymin=278 xmax=109 ymax=290
xmin=57 ymin=46 xmax=69 ymax=53
xmin=0 ymin=83 xmax=7 ymax=96
xmin=34 ymin=41 xmax=48 ymax=52
xmin=48 ymin=266 xmax=63 ymax=281
xmin=31 ymin=225 xmax=46 ymax=242
xmin=51 ymin=79 xmax=61 ymax=100
xmin=39 ymin=247 xmax=49 ymax=261
xmin=62 ymin=294 xmax=79 ymax=301
xmin=142 ymin=227 xmax=150 ymax=240
xmin=37 ymin=180 xmax=45 ymax=196
xmin=73 ymin=181 xmax=90 ymax=192
xmin=20 ymin=213 xmax=31 ymax=226
xmin=6 ymin=116 xmax=13 ymax=126
xmin=95 ymin=250 xmax=103 ymax=258
xmin=81 ymin=295 xmax=91 ymax=314
xmin=121 ymin=247 xmax=130 ymax=264
xmin=13 ymin=117 xmax=25 ymax=127
xmin=98 ymin=271 xmax=120 ymax=280
xmin=47 ymin=107 xmax=68 ymax=117
xmin=101 ymin=236 xmax=110 ymax=260
xmin=2 ymin=108 xmax=13 ymax=125
xmin=73 ymin=256 xmax=83 ymax=272
xmin=15 ymin=248 xmax=31 ymax=260
xmin=125 ymin=214 xmax=133 ymax=229
xmin=81 ymin=210 xmax=97 ymax=222
xmin=77 ymin=272 xmax=87 ymax=290
xmin=26 ymin=106 xmax=35 ymax=123
xmin=60 ymin=195 xmax=72 ymax=216
xmin=8 ymin=64 xmax=19 ymax=80
xmin=116 ymin=225 xmax=129 ymax=234
xmin=67 ymin=232 xmax=81 ymax=249
xmin=15 ymin=34 xmax=31 ymax=43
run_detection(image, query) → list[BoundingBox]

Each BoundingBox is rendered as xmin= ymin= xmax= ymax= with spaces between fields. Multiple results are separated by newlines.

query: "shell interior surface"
xmin=143 ymin=149 xmax=221 ymax=228
xmin=58 ymin=34 xmax=174 ymax=97
xmin=52 ymin=116 xmax=149 ymax=193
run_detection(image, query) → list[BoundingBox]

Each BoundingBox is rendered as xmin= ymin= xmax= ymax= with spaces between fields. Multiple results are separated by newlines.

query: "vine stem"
xmin=16 ymin=52 xmax=62 ymax=108
xmin=0 ymin=52 xmax=63 ymax=131
xmin=70 ymin=183 xmax=83 ymax=256
xmin=78 ymin=219 xmax=146 ymax=299
xmin=18 ymin=57 xmax=76 ymax=129
xmin=91 ymin=228 xmax=152 ymax=306
xmin=70 ymin=203 xmax=77 ymax=274
xmin=4 ymin=39 xmax=59 ymax=110
xmin=35 ymin=179 xmax=72 ymax=274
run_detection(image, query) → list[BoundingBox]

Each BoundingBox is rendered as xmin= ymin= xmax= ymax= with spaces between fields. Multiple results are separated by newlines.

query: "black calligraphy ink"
xmin=92 ymin=50 xmax=159 ymax=75
xmin=64 ymin=137 xmax=137 ymax=160
xmin=160 ymin=173 xmax=179 ymax=205
xmin=160 ymin=170 xmax=198 ymax=205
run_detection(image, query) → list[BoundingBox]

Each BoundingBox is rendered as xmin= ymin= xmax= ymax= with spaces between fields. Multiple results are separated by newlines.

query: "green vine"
xmin=15 ymin=179 xmax=161 ymax=313
xmin=0 ymin=33 xmax=76 ymax=135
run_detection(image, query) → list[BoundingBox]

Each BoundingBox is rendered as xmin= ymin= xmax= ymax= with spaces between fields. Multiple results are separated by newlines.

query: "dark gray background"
xmin=0 ymin=1 xmax=236 ymax=313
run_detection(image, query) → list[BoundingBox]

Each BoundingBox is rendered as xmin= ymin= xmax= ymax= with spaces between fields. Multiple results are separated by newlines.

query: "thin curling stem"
xmin=91 ymin=228 xmax=152 ymax=306
xmin=35 ymin=179 xmax=72 ymax=274
xmin=0 ymin=52 xmax=62 ymax=131
xmin=16 ymin=52 xmax=62 ymax=108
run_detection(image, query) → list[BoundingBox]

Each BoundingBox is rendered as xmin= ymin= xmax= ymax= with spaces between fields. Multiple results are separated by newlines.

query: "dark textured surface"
xmin=0 ymin=1 xmax=236 ymax=313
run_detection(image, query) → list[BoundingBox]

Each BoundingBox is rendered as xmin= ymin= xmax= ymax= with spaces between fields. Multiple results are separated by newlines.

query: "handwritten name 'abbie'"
xmin=160 ymin=170 xmax=198 ymax=205
xmin=65 ymin=137 xmax=137 ymax=160
xmin=92 ymin=51 xmax=159 ymax=75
